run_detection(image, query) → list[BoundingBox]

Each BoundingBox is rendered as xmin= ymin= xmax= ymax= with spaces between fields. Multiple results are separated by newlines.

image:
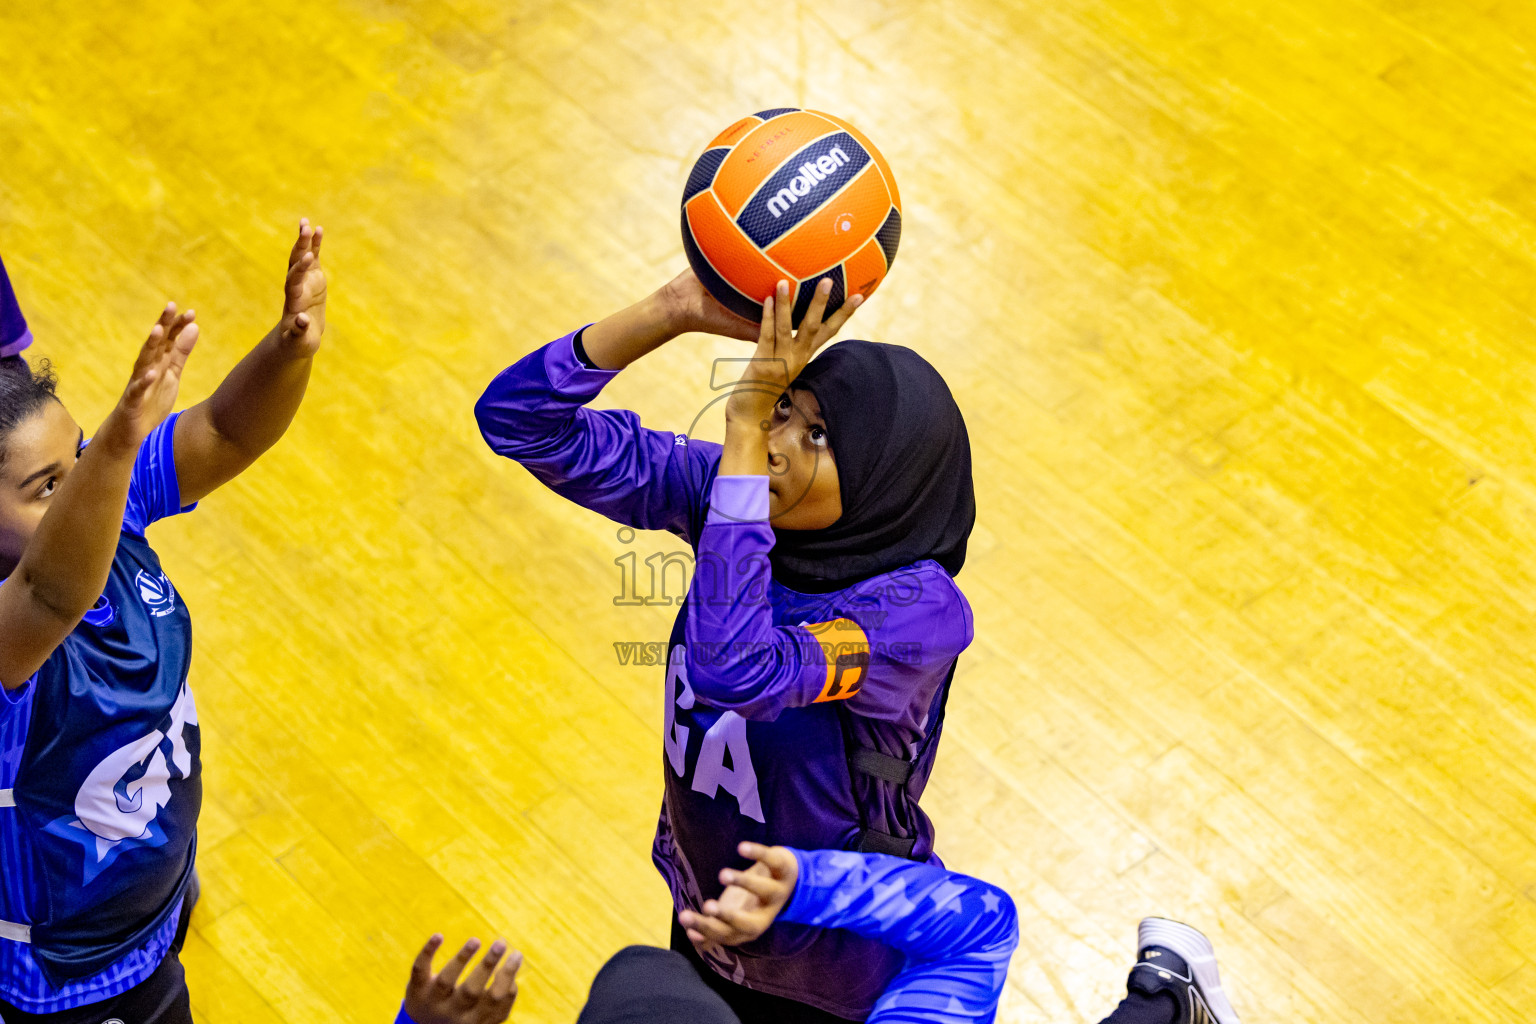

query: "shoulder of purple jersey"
xmin=838 ymin=561 xmax=974 ymax=654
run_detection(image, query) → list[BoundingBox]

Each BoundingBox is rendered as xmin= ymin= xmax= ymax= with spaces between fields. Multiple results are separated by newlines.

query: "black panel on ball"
xmin=682 ymin=147 xmax=729 ymax=204
xmin=680 ymin=208 xmax=764 ymax=325
xmin=753 ymin=107 xmax=801 ymax=119
xmin=791 ymin=264 xmax=846 ymax=329
xmin=875 ymin=207 xmax=902 ymax=269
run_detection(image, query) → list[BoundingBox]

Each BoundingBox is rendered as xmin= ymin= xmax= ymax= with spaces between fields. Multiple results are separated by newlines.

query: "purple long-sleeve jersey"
xmin=0 ymin=255 xmax=34 ymax=358
xmin=475 ymin=330 xmax=974 ymax=1018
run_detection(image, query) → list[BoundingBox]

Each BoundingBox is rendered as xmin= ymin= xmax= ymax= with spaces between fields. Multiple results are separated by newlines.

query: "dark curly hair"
xmin=0 ymin=356 xmax=60 ymax=467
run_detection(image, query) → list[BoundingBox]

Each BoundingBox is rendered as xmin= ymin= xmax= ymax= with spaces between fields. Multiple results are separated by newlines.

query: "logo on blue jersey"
xmin=81 ymin=593 xmax=115 ymax=628
xmin=43 ymin=683 xmax=199 ymax=885
xmin=134 ymin=569 xmax=176 ymax=618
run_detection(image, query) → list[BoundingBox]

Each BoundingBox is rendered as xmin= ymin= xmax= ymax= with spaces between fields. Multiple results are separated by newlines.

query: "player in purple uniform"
xmin=0 ymin=222 xmax=326 ymax=1021
xmin=475 ymin=270 xmax=975 ymax=1021
xmin=1 ymin=254 xmax=34 ymax=359
xmin=391 ymin=843 xmax=1241 ymax=1024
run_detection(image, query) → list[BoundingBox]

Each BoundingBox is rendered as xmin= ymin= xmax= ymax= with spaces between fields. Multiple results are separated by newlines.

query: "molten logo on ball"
xmin=765 ymin=146 xmax=852 ymax=219
xmin=681 ymin=108 xmax=901 ymax=329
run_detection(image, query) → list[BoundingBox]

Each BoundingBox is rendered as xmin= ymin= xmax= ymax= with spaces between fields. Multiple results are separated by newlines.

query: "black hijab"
xmin=768 ymin=340 xmax=975 ymax=593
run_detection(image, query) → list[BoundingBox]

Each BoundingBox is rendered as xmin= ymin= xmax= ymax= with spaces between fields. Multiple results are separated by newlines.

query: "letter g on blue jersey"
xmin=43 ymin=683 xmax=199 ymax=885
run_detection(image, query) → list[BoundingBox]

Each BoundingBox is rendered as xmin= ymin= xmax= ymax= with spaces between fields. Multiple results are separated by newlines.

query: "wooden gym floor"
xmin=2 ymin=1 xmax=1534 ymax=1021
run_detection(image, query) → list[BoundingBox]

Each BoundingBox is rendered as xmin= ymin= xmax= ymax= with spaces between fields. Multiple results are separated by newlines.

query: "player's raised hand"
xmin=403 ymin=934 xmax=523 ymax=1024
xmin=102 ymin=303 xmax=199 ymax=455
xmin=660 ymin=267 xmax=759 ymax=342
xmin=279 ymin=218 xmax=326 ymax=355
xmin=723 ymin=278 xmax=862 ymax=426
xmin=679 ymin=842 xmax=800 ymax=955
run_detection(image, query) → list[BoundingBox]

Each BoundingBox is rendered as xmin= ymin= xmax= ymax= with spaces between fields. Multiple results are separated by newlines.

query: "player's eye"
xmin=808 ymin=425 xmax=827 ymax=446
xmin=38 ymin=476 xmax=57 ymax=498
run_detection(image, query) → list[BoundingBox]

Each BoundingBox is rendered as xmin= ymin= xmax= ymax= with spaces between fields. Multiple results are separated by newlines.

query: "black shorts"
xmin=668 ymin=921 xmax=861 ymax=1024
xmin=1 ymin=890 xmax=197 ymax=1024
xmin=0 ymin=949 xmax=192 ymax=1024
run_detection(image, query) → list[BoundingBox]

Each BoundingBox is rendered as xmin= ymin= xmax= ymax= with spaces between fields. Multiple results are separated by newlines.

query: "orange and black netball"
xmin=681 ymin=108 xmax=902 ymax=328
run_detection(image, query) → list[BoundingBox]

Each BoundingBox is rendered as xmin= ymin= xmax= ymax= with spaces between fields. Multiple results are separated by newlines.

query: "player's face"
xmin=767 ymin=388 xmax=841 ymax=530
xmin=0 ymin=400 xmax=83 ymax=577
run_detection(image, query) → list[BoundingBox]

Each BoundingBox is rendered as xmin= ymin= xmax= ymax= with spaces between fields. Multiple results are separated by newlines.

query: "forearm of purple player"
xmin=684 ymin=521 xmax=818 ymax=714
xmin=173 ymin=323 xmax=314 ymax=505
xmin=719 ymin=411 xmax=770 ymax=478
xmin=476 ymin=346 xmax=705 ymax=537
xmin=579 ymin=289 xmax=689 ymax=371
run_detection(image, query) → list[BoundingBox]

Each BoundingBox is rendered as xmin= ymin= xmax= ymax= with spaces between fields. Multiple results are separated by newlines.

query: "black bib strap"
xmin=839 ymin=658 xmax=960 ymax=862
xmin=850 ymin=747 xmax=915 ymax=785
xmin=856 ymin=829 xmax=918 ymax=859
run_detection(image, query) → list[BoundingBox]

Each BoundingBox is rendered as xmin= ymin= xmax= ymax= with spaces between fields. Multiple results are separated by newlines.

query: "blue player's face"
xmin=0 ymin=400 xmax=83 ymax=577
xmin=767 ymin=388 xmax=841 ymax=530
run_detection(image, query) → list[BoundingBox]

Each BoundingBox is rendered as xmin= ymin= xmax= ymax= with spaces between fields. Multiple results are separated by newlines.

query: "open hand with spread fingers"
xmin=678 ymin=841 xmax=800 ymax=957
xmin=402 ymin=934 xmax=523 ymax=1024
xmin=279 ymin=217 xmax=326 ymax=355
xmin=99 ymin=303 xmax=199 ymax=457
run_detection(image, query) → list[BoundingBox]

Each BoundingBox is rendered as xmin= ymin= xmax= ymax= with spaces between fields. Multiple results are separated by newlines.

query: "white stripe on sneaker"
xmin=1138 ymin=917 xmax=1241 ymax=1024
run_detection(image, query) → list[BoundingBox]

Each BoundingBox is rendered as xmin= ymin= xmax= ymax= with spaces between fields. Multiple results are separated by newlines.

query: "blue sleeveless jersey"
xmin=0 ymin=414 xmax=200 ymax=1012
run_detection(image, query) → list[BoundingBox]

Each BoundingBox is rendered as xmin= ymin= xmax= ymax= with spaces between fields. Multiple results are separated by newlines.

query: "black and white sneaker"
xmin=1128 ymin=917 xmax=1240 ymax=1024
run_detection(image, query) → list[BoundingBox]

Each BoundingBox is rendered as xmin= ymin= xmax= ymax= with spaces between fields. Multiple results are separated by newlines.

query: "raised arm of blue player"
xmin=682 ymin=473 xmax=972 ymax=722
xmin=0 ymin=307 xmax=198 ymax=687
xmin=172 ymin=220 xmax=326 ymax=506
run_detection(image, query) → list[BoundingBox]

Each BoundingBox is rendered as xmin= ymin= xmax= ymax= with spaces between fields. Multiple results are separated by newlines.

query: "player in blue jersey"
xmin=390 ymin=843 xmax=1242 ymax=1024
xmin=0 ymin=221 xmax=327 ymax=1022
xmin=476 ymin=270 xmax=976 ymax=1022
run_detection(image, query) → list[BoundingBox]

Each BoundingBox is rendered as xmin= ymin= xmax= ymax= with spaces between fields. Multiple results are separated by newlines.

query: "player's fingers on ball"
xmin=824 ymin=293 xmax=863 ymax=338
xmin=801 ymin=276 xmax=834 ymax=336
xmin=756 ymin=294 xmax=775 ymax=347
xmin=773 ymin=279 xmax=793 ymax=346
